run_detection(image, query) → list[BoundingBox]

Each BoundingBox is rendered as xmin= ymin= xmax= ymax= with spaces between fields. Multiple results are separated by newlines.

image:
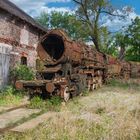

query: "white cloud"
xmin=102 ymin=9 xmax=140 ymax=32
xmin=41 ymin=7 xmax=74 ymax=14
xmin=9 ymin=1 xmax=140 ymax=31
xmin=10 ymin=0 xmax=72 ymax=17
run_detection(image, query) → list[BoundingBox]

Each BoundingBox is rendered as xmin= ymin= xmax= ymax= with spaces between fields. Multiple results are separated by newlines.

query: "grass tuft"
xmin=0 ymin=86 xmax=23 ymax=106
xmin=28 ymin=96 xmax=62 ymax=112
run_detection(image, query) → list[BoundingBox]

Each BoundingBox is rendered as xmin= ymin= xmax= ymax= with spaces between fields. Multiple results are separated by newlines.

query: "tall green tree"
xmin=36 ymin=12 xmax=49 ymax=27
xmin=125 ymin=17 xmax=140 ymax=61
xmin=113 ymin=33 xmax=129 ymax=60
xmin=72 ymin=0 xmax=125 ymax=51
xmin=36 ymin=11 xmax=89 ymax=41
xmin=111 ymin=17 xmax=140 ymax=61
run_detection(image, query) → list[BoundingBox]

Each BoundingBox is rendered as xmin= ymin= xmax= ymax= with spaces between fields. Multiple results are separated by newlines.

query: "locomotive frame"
xmin=15 ymin=29 xmax=140 ymax=102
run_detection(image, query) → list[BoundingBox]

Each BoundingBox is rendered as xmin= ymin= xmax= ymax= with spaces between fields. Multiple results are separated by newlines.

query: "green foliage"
xmin=107 ymin=79 xmax=140 ymax=91
xmin=0 ymin=86 xmax=15 ymax=96
xmin=36 ymin=12 xmax=49 ymax=27
xmin=125 ymin=46 xmax=140 ymax=61
xmin=0 ymin=86 xmax=23 ymax=106
xmin=108 ymin=79 xmax=129 ymax=87
xmin=10 ymin=65 xmax=35 ymax=83
xmin=49 ymin=96 xmax=62 ymax=106
xmin=112 ymin=17 xmax=140 ymax=61
xmin=29 ymin=96 xmax=46 ymax=109
xmin=36 ymin=11 xmax=89 ymax=41
xmin=29 ymin=96 xmax=62 ymax=111
xmin=102 ymin=44 xmax=118 ymax=57
xmin=73 ymin=0 xmax=128 ymax=51
xmin=82 ymin=89 xmax=89 ymax=96
xmin=125 ymin=17 xmax=140 ymax=61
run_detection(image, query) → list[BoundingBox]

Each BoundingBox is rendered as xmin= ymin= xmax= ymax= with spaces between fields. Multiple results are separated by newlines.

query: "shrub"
xmin=10 ymin=65 xmax=35 ymax=85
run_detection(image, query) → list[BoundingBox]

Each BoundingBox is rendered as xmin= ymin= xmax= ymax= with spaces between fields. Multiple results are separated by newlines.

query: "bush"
xmin=10 ymin=65 xmax=35 ymax=85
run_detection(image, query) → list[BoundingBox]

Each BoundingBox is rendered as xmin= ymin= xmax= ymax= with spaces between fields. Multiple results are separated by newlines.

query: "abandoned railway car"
xmin=15 ymin=29 xmax=139 ymax=101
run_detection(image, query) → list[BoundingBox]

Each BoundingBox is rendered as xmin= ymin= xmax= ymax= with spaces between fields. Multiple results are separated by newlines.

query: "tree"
xmin=113 ymin=33 xmax=129 ymax=60
xmin=36 ymin=12 xmax=49 ymax=27
xmin=111 ymin=17 xmax=140 ymax=61
xmin=125 ymin=17 xmax=140 ymax=61
xmin=36 ymin=11 xmax=89 ymax=41
xmin=72 ymin=0 xmax=126 ymax=51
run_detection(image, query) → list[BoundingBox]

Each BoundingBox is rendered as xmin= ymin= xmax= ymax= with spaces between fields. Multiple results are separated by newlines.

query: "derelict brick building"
xmin=0 ymin=0 xmax=47 ymax=88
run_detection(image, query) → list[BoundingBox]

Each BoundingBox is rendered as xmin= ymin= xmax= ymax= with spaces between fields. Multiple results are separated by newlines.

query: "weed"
xmin=29 ymin=96 xmax=46 ymax=109
xmin=28 ymin=96 xmax=62 ymax=112
xmin=108 ymin=79 xmax=140 ymax=91
xmin=49 ymin=96 xmax=62 ymax=106
xmin=0 ymin=86 xmax=23 ymax=106
xmin=95 ymin=107 xmax=106 ymax=115
xmin=82 ymin=89 xmax=89 ymax=96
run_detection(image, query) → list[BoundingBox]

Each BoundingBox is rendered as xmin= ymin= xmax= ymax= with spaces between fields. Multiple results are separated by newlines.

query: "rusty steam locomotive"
xmin=16 ymin=29 xmax=140 ymax=101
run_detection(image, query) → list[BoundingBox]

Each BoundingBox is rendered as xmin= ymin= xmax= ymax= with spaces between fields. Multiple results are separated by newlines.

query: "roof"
xmin=0 ymin=0 xmax=47 ymax=32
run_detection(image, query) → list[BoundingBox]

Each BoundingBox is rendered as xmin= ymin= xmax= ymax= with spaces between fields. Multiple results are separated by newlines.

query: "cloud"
xmin=10 ymin=0 xmax=72 ymax=17
xmin=102 ymin=8 xmax=140 ymax=32
xmin=41 ymin=7 xmax=74 ymax=14
xmin=9 ymin=0 xmax=140 ymax=31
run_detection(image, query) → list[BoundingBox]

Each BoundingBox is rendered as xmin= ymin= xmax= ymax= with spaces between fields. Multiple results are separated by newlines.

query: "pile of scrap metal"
xmin=15 ymin=29 xmax=140 ymax=102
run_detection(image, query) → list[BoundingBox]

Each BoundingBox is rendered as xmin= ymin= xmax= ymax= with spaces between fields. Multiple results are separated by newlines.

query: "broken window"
xmin=21 ymin=56 xmax=27 ymax=65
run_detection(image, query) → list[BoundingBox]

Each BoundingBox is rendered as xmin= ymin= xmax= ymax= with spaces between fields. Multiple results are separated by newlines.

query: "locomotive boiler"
xmin=16 ymin=29 xmax=106 ymax=101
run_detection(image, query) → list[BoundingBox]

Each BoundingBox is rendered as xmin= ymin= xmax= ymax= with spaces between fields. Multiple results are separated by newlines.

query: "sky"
xmin=9 ymin=0 xmax=140 ymax=31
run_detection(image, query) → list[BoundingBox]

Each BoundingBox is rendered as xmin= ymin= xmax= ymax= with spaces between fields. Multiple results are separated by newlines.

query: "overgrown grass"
xmin=0 ymin=86 xmax=24 ymax=106
xmin=108 ymin=78 xmax=140 ymax=90
xmin=2 ymin=80 xmax=140 ymax=140
xmin=82 ymin=89 xmax=89 ymax=96
xmin=28 ymin=96 xmax=62 ymax=112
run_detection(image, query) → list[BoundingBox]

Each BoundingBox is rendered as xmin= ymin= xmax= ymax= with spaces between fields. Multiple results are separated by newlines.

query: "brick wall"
xmin=0 ymin=9 xmax=44 ymax=69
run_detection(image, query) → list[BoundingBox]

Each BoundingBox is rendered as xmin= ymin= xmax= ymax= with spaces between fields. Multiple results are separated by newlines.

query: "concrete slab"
xmin=0 ymin=108 xmax=40 ymax=129
xmin=11 ymin=112 xmax=55 ymax=132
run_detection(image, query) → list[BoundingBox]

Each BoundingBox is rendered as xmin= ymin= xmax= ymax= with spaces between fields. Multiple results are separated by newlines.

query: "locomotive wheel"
xmin=63 ymin=87 xmax=70 ymax=102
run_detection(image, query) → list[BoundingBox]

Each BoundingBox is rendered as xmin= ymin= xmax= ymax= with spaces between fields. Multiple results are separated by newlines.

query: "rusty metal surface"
xmin=37 ymin=29 xmax=106 ymax=68
xmin=106 ymin=55 xmax=122 ymax=77
xmin=46 ymin=83 xmax=55 ymax=93
xmin=130 ymin=61 xmax=140 ymax=78
xmin=15 ymin=29 xmax=140 ymax=101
